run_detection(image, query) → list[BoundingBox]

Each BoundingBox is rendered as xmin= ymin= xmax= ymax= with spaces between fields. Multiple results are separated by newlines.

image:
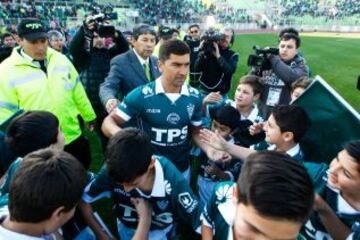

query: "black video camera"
xmin=88 ymin=5 xmax=117 ymax=38
xmin=247 ymin=46 xmax=279 ymax=75
xmin=200 ymin=30 xmax=226 ymax=55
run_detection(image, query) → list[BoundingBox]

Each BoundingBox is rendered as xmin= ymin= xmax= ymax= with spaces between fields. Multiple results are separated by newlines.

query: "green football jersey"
xmin=116 ymin=79 xmax=203 ymax=172
xmin=201 ymin=181 xmax=235 ymax=240
xmin=301 ymin=173 xmax=360 ymax=240
xmin=82 ymin=155 xmax=202 ymax=232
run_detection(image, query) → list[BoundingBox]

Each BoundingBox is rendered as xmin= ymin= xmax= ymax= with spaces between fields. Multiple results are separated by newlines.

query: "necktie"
xmin=143 ymin=62 xmax=151 ymax=81
xmin=36 ymin=60 xmax=47 ymax=74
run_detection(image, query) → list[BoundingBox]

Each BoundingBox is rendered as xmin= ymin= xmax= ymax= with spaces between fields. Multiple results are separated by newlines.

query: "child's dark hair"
xmin=239 ymin=75 xmax=264 ymax=96
xmin=106 ymin=128 xmax=152 ymax=183
xmin=211 ymin=105 xmax=240 ymax=131
xmin=291 ymin=77 xmax=312 ymax=92
xmin=271 ymin=105 xmax=310 ymax=143
xmin=344 ymin=140 xmax=360 ymax=171
xmin=5 ymin=111 xmax=59 ymax=157
xmin=9 ymin=148 xmax=86 ymax=223
xmin=238 ymin=151 xmax=314 ymax=224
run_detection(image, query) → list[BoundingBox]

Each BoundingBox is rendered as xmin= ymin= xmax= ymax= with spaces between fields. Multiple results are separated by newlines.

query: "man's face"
xmin=219 ymin=30 xmax=233 ymax=49
xmin=211 ymin=119 xmax=232 ymax=139
xmin=133 ymin=33 xmax=156 ymax=59
xmin=158 ymin=54 xmax=190 ymax=89
xmin=189 ymin=26 xmax=200 ymax=40
xmin=93 ymin=32 xmax=105 ymax=49
xmin=49 ymin=37 xmax=64 ymax=52
xmin=172 ymin=31 xmax=179 ymax=40
xmin=234 ymin=83 xmax=257 ymax=108
xmin=3 ymin=36 xmax=16 ymax=48
xmin=233 ymin=203 xmax=301 ymax=240
xmin=279 ymin=39 xmax=298 ymax=62
xmin=327 ymin=149 xmax=360 ymax=196
xmin=263 ymin=114 xmax=285 ymax=146
xmin=19 ymin=37 xmax=48 ymax=60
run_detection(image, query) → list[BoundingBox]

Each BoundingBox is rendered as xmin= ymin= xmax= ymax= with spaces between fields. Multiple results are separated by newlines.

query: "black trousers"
xmin=64 ymin=134 xmax=91 ymax=169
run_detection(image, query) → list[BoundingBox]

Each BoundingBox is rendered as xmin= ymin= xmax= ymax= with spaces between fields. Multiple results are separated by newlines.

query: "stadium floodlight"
xmin=205 ymin=15 xmax=216 ymax=28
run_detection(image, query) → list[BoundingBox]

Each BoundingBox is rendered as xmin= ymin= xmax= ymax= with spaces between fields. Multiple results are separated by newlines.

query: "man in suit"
xmin=99 ymin=24 xmax=160 ymax=114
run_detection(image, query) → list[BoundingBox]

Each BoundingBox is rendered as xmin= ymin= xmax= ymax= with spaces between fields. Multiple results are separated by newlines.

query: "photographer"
xmin=0 ymin=32 xmax=16 ymax=63
xmin=185 ymin=24 xmax=201 ymax=88
xmin=194 ymin=27 xmax=239 ymax=97
xmin=69 ymin=14 xmax=129 ymax=147
xmin=258 ymin=32 xmax=309 ymax=117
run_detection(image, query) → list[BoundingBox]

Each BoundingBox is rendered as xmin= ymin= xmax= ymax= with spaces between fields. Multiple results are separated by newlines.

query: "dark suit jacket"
xmin=99 ymin=49 xmax=161 ymax=105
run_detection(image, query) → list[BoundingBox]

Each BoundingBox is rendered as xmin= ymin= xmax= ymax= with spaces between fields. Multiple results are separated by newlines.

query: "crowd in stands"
xmin=280 ymin=0 xmax=360 ymax=18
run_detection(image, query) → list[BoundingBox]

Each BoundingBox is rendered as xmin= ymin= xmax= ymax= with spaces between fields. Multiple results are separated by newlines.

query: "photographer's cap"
xmin=17 ymin=19 xmax=47 ymax=41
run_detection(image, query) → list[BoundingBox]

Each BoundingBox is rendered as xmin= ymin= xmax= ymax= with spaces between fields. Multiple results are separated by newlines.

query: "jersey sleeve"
xmin=115 ymin=87 xmax=143 ymax=122
xmin=201 ymin=185 xmax=218 ymax=230
xmin=190 ymin=90 xmax=203 ymax=127
xmin=168 ymin=161 xmax=202 ymax=233
xmin=82 ymin=166 xmax=113 ymax=203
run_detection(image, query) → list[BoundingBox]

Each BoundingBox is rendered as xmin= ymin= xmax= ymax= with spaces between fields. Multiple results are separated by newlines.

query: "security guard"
xmin=0 ymin=18 xmax=96 ymax=168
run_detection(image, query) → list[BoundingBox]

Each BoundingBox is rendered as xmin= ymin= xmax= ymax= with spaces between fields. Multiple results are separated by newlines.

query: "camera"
xmin=247 ymin=46 xmax=279 ymax=75
xmin=200 ymin=29 xmax=226 ymax=54
xmin=87 ymin=5 xmax=117 ymax=38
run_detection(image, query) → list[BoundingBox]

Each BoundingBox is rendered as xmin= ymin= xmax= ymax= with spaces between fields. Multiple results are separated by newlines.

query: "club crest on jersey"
xmin=166 ymin=113 xmax=180 ymax=125
xmin=186 ymin=104 xmax=195 ymax=119
xmin=157 ymin=200 xmax=169 ymax=210
xmin=178 ymin=192 xmax=198 ymax=213
xmin=142 ymin=86 xmax=153 ymax=96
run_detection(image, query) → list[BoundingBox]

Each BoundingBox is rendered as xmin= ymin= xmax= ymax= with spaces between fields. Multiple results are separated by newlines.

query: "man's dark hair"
xmin=132 ymin=24 xmax=156 ymax=41
xmin=9 ymin=148 xmax=86 ymax=223
xmin=1 ymin=32 xmax=14 ymax=43
xmin=239 ymin=75 xmax=264 ymax=96
xmin=211 ymin=105 xmax=240 ymax=131
xmin=280 ymin=32 xmax=301 ymax=48
xmin=5 ymin=111 xmax=59 ymax=157
xmin=279 ymin=27 xmax=299 ymax=38
xmin=106 ymin=128 xmax=152 ymax=183
xmin=344 ymin=140 xmax=360 ymax=169
xmin=238 ymin=151 xmax=314 ymax=223
xmin=271 ymin=105 xmax=310 ymax=143
xmin=188 ymin=24 xmax=200 ymax=30
xmin=159 ymin=39 xmax=190 ymax=61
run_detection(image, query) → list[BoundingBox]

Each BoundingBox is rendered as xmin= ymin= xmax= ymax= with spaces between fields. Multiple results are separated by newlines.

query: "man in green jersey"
xmin=102 ymin=39 xmax=218 ymax=180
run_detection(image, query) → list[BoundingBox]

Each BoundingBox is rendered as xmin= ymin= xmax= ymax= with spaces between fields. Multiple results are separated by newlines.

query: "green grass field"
xmin=87 ymin=32 xmax=360 ymax=238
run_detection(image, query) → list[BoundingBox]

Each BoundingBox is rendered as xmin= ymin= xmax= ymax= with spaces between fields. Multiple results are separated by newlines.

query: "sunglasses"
xmin=190 ymin=30 xmax=198 ymax=34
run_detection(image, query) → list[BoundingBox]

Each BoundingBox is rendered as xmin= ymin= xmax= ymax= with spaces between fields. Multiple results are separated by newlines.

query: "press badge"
xmin=266 ymin=87 xmax=281 ymax=106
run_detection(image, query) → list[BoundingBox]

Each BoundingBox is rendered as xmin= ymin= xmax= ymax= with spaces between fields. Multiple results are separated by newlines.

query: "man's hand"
xmin=212 ymin=42 xmax=220 ymax=58
xmin=203 ymin=91 xmax=223 ymax=106
xmin=105 ymin=98 xmax=119 ymax=113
